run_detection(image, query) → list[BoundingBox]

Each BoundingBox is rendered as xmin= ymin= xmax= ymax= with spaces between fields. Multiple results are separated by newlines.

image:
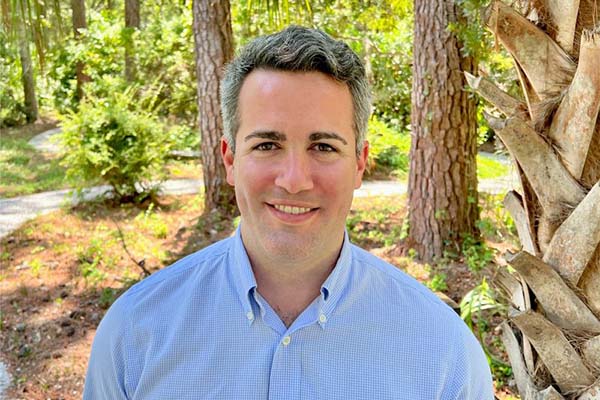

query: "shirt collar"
xmin=228 ymin=226 xmax=354 ymax=326
xmin=229 ymin=227 xmax=258 ymax=324
xmin=319 ymin=230 xmax=353 ymax=319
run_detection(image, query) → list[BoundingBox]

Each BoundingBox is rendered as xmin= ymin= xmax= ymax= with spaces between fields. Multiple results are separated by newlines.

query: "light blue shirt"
xmin=84 ymin=228 xmax=493 ymax=399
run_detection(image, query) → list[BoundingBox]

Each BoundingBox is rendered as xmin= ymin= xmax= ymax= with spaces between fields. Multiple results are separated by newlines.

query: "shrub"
xmin=367 ymin=116 xmax=410 ymax=177
xmin=59 ymin=81 xmax=178 ymax=202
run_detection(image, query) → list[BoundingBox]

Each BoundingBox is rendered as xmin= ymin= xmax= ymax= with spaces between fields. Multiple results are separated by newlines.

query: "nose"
xmin=274 ymin=152 xmax=314 ymax=194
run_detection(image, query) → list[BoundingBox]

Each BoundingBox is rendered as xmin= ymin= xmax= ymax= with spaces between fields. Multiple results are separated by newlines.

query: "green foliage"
xmin=367 ymin=116 xmax=410 ymax=176
xmin=49 ymin=9 xmax=126 ymax=112
xmin=0 ymin=30 xmax=27 ymax=127
xmin=460 ymin=278 xmax=511 ymax=380
xmin=59 ymin=81 xmax=178 ymax=202
xmin=478 ymin=193 xmax=518 ymax=242
xmin=460 ymin=278 xmax=504 ymax=324
xmin=0 ymin=135 xmax=70 ymax=197
xmin=136 ymin=2 xmax=197 ymax=122
xmin=77 ymin=238 xmax=107 ymax=286
xmin=135 ymin=203 xmax=168 ymax=239
xmin=346 ymin=197 xmax=404 ymax=248
xmin=99 ymin=287 xmax=118 ymax=309
xmin=476 ymin=153 xmax=510 ymax=180
xmin=29 ymin=258 xmax=43 ymax=278
xmin=461 ymin=235 xmax=495 ymax=272
xmin=49 ymin=4 xmax=197 ymax=124
xmin=426 ymin=272 xmax=448 ymax=292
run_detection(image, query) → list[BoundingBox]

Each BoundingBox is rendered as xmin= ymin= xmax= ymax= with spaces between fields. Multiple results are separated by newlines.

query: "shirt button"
xmin=246 ymin=311 xmax=254 ymax=321
xmin=282 ymin=336 xmax=291 ymax=346
xmin=319 ymin=314 xmax=327 ymax=323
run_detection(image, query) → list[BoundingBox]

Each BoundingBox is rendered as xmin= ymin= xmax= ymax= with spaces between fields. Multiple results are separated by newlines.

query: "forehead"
xmin=236 ymin=70 xmax=354 ymax=141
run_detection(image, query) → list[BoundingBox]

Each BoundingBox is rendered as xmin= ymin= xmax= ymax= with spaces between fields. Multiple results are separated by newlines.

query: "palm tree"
xmin=467 ymin=1 xmax=600 ymax=398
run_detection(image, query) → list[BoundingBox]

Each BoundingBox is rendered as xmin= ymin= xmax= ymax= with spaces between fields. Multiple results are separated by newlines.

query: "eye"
xmin=313 ymin=143 xmax=337 ymax=152
xmin=253 ymin=142 xmax=279 ymax=151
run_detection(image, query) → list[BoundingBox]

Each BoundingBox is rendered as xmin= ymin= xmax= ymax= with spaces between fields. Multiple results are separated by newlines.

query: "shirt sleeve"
xmin=83 ymin=296 xmax=131 ymax=399
xmin=448 ymin=323 xmax=495 ymax=400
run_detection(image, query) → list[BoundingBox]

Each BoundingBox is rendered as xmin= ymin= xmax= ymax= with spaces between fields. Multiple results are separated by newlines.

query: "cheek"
xmin=235 ymin=159 xmax=277 ymax=193
xmin=317 ymin=167 xmax=355 ymax=199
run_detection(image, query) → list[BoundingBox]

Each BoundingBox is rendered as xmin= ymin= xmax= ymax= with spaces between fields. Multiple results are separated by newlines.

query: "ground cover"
xmin=1 ymin=190 xmax=520 ymax=399
xmin=0 ymin=122 xmax=67 ymax=198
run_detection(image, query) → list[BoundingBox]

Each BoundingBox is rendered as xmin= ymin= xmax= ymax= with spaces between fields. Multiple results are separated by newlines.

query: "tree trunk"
xmin=192 ymin=0 xmax=236 ymax=213
xmin=124 ymin=0 xmax=139 ymax=82
xmin=71 ymin=0 xmax=88 ymax=101
xmin=17 ymin=17 xmax=38 ymax=123
xmin=470 ymin=1 xmax=600 ymax=398
xmin=407 ymin=0 xmax=479 ymax=262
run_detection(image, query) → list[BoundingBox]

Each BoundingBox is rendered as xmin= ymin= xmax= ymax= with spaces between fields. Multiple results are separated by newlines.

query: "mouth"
xmin=272 ymin=204 xmax=313 ymax=215
xmin=266 ymin=202 xmax=319 ymax=217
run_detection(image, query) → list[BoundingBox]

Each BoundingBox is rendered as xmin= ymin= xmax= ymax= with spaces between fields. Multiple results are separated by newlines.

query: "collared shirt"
xmin=84 ymin=228 xmax=494 ymax=399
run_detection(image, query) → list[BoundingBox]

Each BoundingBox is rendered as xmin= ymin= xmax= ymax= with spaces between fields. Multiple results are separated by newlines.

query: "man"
xmin=84 ymin=26 xmax=494 ymax=399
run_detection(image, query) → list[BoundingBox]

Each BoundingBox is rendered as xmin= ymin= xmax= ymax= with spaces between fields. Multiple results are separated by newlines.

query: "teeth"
xmin=273 ymin=205 xmax=312 ymax=215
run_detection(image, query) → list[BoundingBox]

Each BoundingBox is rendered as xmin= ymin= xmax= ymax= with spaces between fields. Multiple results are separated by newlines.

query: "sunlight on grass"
xmin=0 ymin=137 xmax=70 ymax=197
xmin=477 ymin=153 xmax=510 ymax=180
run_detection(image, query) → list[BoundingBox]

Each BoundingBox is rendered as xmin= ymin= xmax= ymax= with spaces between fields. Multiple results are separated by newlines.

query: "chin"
xmin=263 ymin=232 xmax=320 ymax=260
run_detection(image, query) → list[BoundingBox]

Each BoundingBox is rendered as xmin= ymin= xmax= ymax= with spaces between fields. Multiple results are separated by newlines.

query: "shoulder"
xmin=349 ymin=245 xmax=493 ymax=398
xmin=97 ymin=236 xmax=234 ymax=333
xmin=120 ymin=236 xmax=232 ymax=301
xmin=350 ymin=244 xmax=453 ymax=314
xmin=348 ymin=244 xmax=481 ymax=352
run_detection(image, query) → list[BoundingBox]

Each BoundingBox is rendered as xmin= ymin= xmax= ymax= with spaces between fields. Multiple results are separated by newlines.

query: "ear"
xmin=221 ymin=137 xmax=235 ymax=186
xmin=354 ymin=140 xmax=369 ymax=189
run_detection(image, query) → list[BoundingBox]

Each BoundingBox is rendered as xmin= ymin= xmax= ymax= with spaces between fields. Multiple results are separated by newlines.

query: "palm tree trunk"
xmin=469 ymin=1 xmax=600 ymax=398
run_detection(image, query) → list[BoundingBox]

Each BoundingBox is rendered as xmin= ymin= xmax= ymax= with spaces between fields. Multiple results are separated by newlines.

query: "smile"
xmin=272 ymin=204 xmax=313 ymax=215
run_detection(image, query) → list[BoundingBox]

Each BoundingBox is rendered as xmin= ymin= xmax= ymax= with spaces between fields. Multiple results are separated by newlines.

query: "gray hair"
xmin=220 ymin=25 xmax=371 ymax=155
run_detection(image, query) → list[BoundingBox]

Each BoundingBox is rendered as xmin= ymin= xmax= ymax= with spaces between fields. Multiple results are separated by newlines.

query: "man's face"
xmin=221 ymin=70 xmax=368 ymax=264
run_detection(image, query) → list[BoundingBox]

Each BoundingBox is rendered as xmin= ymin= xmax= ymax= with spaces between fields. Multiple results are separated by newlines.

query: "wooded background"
xmin=1 ymin=1 xmax=599 ymax=399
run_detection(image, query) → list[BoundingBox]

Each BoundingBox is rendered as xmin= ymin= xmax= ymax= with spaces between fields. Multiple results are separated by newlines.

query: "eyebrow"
xmin=243 ymin=130 xmax=348 ymax=145
xmin=309 ymin=132 xmax=348 ymax=145
xmin=244 ymin=131 xmax=286 ymax=142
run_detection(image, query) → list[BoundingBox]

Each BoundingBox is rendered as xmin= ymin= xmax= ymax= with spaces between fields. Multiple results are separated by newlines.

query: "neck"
xmin=243 ymin=236 xmax=343 ymax=327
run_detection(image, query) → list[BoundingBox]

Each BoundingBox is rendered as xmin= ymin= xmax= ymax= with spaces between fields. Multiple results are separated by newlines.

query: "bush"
xmin=0 ymin=31 xmax=27 ymax=128
xmin=367 ymin=116 xmax=411 ymax=178
xmin=59 ymin=81 xmax=178 ymax=202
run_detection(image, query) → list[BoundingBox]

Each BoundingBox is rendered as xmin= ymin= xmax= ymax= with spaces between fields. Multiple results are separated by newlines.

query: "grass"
xmin=477 ymin=153 xmax=511 ymax=180
xmin=0 ymin=137 xmax=71 ymax=197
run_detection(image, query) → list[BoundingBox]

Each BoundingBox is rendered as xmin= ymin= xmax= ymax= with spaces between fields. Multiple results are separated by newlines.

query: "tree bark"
xmin=407 ymin=0 xmax=479 ymax=261
xmin=71 ymin=0 xmax=88 ymax=101
xmin=17 ymin=17 xmax=38 ymax=123
xmin=124 ymin=0 xmax=139 ymax=82
xmin=192 ymin=0 xmax=236 ymax=212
